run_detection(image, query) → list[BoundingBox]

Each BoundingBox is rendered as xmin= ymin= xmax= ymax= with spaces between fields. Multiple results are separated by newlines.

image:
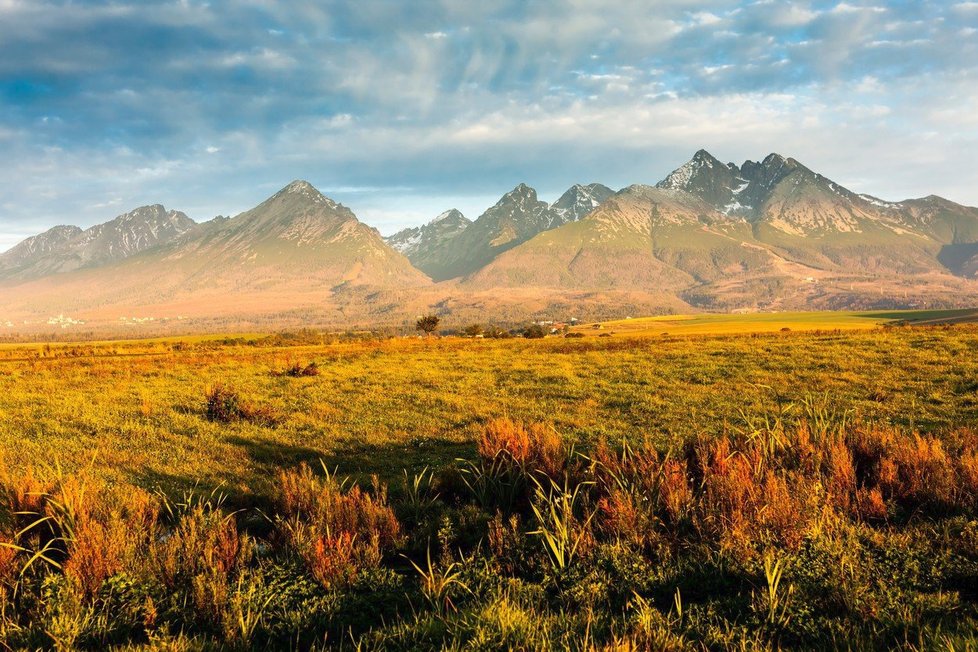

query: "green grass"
xmin=2 ymin=319 xmax=978 ymax=649
xmin=577 ymin=307 xmax=978 ymax=336
xmin=1 ymin=319 xmax=977 ymax=501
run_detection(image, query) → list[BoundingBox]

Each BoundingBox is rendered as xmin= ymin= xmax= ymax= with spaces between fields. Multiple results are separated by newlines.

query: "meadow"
xmin=1 ymin=316 xmax=978 ymax=649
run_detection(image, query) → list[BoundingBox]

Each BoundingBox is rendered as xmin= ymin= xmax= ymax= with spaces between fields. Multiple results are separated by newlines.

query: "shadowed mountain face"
xmin=2 ymin=156 xmax=978 ymax=330
xmin=385 ymin=209 xmax=472 ymax=276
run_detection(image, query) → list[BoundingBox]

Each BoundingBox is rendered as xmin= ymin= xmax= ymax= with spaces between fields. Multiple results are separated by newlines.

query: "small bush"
xmin=275 ymin=361 xmax=319 ymax=377
xmin=478 ymin=418 xmax=567 ymax=481
xmin=276 ymin=464 xmax=401 ymax=589
xmin=205 ymin=384 xmax=277 ymax=425
xmin=483 ymin=325 xmax=512 ymax=339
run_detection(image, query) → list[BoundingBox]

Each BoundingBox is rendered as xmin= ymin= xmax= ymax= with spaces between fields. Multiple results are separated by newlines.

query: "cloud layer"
xmin=1 ymin=0 xmax=976 ymax=246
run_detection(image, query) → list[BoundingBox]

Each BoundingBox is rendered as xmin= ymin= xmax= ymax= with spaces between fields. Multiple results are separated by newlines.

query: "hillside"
xmin=466 ymin=151 xmax=978 ymax=312
xmin=0 ymin=181 xmax=429 ymax=323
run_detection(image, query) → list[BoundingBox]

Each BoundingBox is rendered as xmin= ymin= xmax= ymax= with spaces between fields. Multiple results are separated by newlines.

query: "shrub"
xmin=483 ymin=325 xmax=512 ymax=339
xmin=205 ymin=384 xmax=277 ymax=425
xmin=150 ymin=495 xmax=253 ymax=633
xmin=477 ymin=418 xmax=567 ymax=481
xmin=276 ymin=464 xmax=401 ymax=589
xmin=275 ymin=361 xmax=319 ymax=377
xmin=522 ymin=324 xmax=546 ymax=339
xmin=205 ymin=384 xmax=242 ymax=422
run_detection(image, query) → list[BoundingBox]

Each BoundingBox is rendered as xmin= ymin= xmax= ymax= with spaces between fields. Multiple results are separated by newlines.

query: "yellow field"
xmin=571 ymin=308 xmax=978 ymax=336
xmin=2 ymin=313 xmax=978 ymax=649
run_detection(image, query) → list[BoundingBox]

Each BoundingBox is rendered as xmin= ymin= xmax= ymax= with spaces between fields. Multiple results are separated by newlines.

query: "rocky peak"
xmin=430 ymin=209 xmax=468 ymax=225
xmin=657 ymin=150 xmax=746 ymax=213
xmin=272 ymin=180 xmax=337 ymax=208
xmin=550 ymin=182 xmax=614 ymax=226
xmin=498 ymin=183 xmax=539 ymax=205
xmin=385 ymin=209 xmax=471 ymax=257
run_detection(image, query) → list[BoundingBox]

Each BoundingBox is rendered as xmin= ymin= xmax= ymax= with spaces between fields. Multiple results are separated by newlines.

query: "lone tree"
xmin=416 ymin=314 xmax=440 ymax=336
xmin=462 ymin=324 xmax=483 ymax=338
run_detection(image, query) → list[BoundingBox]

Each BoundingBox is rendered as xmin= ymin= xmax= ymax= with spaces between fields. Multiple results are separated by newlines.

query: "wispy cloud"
xmin=0 ymin=0 xmax=976 ymax=244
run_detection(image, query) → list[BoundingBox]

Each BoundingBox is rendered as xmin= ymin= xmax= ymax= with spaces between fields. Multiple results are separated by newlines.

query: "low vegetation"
xmin=0 ymin=320 xmax=977 ymax=648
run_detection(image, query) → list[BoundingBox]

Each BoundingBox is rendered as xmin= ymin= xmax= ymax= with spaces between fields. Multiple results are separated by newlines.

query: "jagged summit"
xmin=431 ymin=209 xmax=466 ymax=224
xmin=385 ymin=181 xmax=613 ymax=280
xmin=0 ymin=205 xmax=195 ymax=281
xmin=385 ymin=209 xmax=471 ymax=260
xmin=551 ymin=183 xmax=615 ymax=226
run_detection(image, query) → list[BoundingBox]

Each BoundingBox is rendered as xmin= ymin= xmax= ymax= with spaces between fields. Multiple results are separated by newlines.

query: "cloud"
xmin=0 ymin=0 xmax=976 ymax=248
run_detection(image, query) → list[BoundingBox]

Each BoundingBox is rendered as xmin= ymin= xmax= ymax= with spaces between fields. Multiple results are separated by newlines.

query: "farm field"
xmin=1 ymin=314 xmax=978 ymax=649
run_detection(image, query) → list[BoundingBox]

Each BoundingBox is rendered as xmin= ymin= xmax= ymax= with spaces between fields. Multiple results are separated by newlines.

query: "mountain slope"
xmin=0 ymin=181 xmax=429 ymax=320
xmin=466 ymin=152 xmax=978 ymax=311
xmin=407 ymin=182 xmax=614 ymax=281
xmin=0 ymin=205 xmax=195 ymax=282
xmin=413 ymin=184 xmax=559 ymax=281
xmin=465 ymin=185 xmax=775 ymax=291
xmin=385 ymin=209 xmax=471 ymax=278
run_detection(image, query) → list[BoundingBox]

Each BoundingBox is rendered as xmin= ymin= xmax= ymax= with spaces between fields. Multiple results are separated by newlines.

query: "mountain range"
xmin=2 ymin=151 xmax=978 ymax=333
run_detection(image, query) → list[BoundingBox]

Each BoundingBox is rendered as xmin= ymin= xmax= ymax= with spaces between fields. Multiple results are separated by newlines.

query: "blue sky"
xmin=1 ymin=0 xmax=977 ymax=249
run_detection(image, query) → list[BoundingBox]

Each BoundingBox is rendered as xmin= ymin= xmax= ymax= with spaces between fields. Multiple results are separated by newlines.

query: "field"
xmin=571 ymin=308 xmax=978 ymax=337
xmin=1 ymin=313 xmax=978 ymax=649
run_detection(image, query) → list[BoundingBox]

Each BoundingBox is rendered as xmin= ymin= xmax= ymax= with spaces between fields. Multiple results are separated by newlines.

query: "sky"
xmin=1 ymin=0 xmax=977 ymax=250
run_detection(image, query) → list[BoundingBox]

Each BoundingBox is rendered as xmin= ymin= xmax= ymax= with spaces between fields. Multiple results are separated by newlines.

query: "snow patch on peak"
xmin=859 ymin=194 xmax=903 ymax=209
xmin=284 ymin=180 xmax=316 ymax=193
xmin=658 ymin=160 xmax=696 ymax=190
xmin=431 ymin=209 xmax=465 ymax=224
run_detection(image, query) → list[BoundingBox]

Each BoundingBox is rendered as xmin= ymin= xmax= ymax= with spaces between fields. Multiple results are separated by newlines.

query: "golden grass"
xmin=0 ymin=320 xmax=977 ymax=506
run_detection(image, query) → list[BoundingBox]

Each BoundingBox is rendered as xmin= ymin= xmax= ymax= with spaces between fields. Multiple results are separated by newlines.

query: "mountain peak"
xmin=384 ymin=209 xmax=471 ymax=262
xmin=692 ymin=149 xmax=722 ymax=165
xmin=550 ymin=182 xmax=614 ymax=226
xmin=505 ymin=183 xmax=537 ymax=199
xmin=431 ymin=209 xmax=466 ymax=225
xmin=273 ymin=180 xmax=338 ymax=208
xmin=283 ymin=179 xmax=317 ymax=193
xmin=656 ymin=150 xmax=728 ymax=192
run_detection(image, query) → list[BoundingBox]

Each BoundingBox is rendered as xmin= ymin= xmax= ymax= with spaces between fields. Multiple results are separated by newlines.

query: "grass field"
xmin=1 ymin=313 xmax=977 ymax=649
xmin=571 ymin=308 xmax=978 ymax=336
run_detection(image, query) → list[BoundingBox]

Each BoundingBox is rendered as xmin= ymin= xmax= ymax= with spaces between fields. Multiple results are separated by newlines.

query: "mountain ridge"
xmin=2 ymin=157 xmax=978 ymax=331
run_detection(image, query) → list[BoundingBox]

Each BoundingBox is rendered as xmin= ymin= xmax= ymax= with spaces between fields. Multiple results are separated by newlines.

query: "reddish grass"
xmin=276 ymin=463 xmax=401 ymax=588
xmin=478 ymin=417 xmax=567 ymax=480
